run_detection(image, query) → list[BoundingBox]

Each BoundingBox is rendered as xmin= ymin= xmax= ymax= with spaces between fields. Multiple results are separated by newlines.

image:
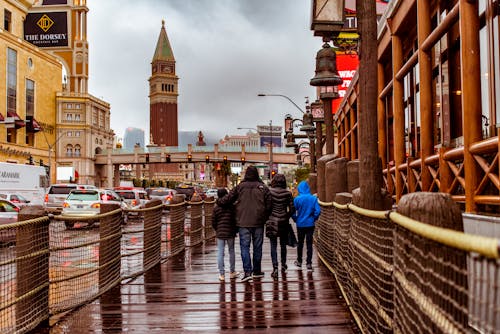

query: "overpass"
xmin=95 ymin=144 xmax=297 ymax=165
xmin=94 ymin=143 xmax=299 ymax=187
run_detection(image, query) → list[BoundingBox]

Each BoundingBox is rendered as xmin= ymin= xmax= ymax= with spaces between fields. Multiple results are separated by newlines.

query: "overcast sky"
xmin=87 ymin=0 xmax=319 ymax=144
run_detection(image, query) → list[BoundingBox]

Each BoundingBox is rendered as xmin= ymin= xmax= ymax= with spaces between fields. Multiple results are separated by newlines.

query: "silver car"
xmin=0 ymin=199 xmax=19 ymax=244
xmin=61 ymin=189 xmax=125 ymax=228
xmin=148 ymin=188 xmax=177 ymax=205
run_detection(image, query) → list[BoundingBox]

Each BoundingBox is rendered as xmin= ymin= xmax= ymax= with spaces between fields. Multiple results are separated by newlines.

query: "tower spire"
xmin=153 ymin=20 xmax=174 ymax=62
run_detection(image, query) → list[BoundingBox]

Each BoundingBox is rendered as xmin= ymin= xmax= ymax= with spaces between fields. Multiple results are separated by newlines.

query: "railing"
xmin=316 ymin=195 xmax=500 ymax=334
xmin=0 ymin=198 xmax=215 ymax=334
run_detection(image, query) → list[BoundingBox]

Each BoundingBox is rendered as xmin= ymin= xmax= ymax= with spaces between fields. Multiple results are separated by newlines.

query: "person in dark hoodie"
xmin=267 ymin=173 xmax=295 ymax=279
xmin=217 ymin=165 xmax=272 ymax=282
xmin=212 ymin=188 xmax=238 ymax=281
xmin=292 ymin=180 xmax=321 ymax=271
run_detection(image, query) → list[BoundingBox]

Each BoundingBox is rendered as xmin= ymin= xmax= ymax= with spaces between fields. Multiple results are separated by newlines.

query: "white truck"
xmin=0 ymin=162 xmax=49 ymax=205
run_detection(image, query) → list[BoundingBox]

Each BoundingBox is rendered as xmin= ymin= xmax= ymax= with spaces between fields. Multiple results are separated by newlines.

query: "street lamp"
xmin=41 ymin=129 xmax=67 ymax=184
xmin=257 ymin=94 xmax=305 ymax=114
xmin=236 ymin=127 xmax=258 ymax=133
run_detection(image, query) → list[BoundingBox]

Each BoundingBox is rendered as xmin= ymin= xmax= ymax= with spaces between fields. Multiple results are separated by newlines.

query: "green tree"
xmin=295 ymin=166 xmax=310 ymax=184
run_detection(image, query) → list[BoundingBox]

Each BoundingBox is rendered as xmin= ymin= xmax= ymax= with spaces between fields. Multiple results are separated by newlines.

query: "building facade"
xmin=123 ymin=127 xmax=145 ymax=151
xmin=335 ymin=0 xmax=500 ymax=214
xmin=0 ymin=0 xmax=61 ymax=169
xmin=20 ymin=0 xmax=114 ymax=186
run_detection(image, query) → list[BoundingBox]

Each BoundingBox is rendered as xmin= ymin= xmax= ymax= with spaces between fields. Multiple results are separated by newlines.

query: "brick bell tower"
xmin=149 ymin=20 xmax=178 ymax=146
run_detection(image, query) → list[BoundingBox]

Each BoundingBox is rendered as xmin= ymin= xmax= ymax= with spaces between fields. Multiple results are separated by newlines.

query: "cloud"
xmin=87 ymin=0 xmax=319 ymax=143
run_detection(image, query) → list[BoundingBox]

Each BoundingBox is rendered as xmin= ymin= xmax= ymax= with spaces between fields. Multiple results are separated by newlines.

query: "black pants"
xmin=296 ymin=226 xmax=315 ymax=265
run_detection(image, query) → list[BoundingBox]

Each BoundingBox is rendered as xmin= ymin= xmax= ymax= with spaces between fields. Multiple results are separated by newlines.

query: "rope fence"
xmin=0 ymin=198 xmax=216 ymax=334
xmin=317 ymin=193 xmax=500 ymax=334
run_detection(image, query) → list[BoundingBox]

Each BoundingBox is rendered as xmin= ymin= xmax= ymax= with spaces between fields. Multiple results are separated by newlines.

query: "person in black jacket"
xmin=267 ymin=174 xmax=295 ymax=279
xmin=212 ymin=188 xmax=238 ymax=281
xmin=217 ymin=165 xmax=272 ymax=282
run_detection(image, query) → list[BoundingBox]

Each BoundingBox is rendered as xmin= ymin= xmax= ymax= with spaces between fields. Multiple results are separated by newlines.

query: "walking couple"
xmin=212 ymin=165 xmax=320 ymax=282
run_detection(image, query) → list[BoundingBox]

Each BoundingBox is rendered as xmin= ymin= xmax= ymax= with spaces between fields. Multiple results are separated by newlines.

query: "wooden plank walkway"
xmin=40 ymin=238 xmax=358 ymax=333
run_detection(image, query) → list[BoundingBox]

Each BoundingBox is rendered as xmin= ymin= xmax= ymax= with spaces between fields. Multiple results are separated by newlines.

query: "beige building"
xmin=0 ymin=0 xmax=61 ymax=168
xmin=25 ymin=0 xmax=114 ymax=186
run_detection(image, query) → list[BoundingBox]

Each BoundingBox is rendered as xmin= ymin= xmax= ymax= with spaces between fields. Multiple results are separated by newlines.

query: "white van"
xmin=0 ymin=162 xmax=48 ymax=205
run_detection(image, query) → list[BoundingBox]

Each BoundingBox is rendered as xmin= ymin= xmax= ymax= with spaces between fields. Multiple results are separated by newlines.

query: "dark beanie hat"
xmin=217 ymin=188 xmax=228 ymax=198
xmin=243 ymin=165 xmax=259 ymax=181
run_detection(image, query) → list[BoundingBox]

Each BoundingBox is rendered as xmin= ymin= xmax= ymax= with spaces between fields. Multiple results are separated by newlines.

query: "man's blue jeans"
xmin=217 ymin=238 xmax=236 ymax=275
xmin=239 ymin=226 xmax=264 ymax=274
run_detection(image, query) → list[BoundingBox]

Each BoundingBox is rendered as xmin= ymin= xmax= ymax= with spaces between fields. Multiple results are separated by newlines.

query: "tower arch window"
xmin=66 ymin=145 xmax=73 ymax=157
xmin=74 ymin=145 xmax=81 ymax=157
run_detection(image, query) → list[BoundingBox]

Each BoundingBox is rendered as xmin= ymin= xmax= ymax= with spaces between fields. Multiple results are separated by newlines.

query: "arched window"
xmin=74 ymin=145 xmax=81 ymax=157
xmin=66 ymin=145 xmax=73 ymax=157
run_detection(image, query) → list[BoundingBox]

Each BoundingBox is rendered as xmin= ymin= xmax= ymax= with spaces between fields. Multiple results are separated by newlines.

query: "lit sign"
xmin=332 ymin=54 xmax=359 ymax=114
xmin=24 ymin=12 xmax=68 ymax=47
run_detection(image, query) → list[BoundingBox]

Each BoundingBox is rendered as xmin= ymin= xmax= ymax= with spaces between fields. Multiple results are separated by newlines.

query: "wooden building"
xmin=335 ymin=0 xmax=499 ymax=213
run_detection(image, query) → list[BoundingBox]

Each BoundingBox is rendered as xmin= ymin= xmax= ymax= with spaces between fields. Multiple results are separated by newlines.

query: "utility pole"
xmin=357 ymin=1 xmax=385 ymax=209
xmin=269 ymin=120 xmax=274 ymax=180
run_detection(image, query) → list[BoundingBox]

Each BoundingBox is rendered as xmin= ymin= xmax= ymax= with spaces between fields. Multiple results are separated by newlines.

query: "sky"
xmin=86 ymin=0 xmax=320 ymax=145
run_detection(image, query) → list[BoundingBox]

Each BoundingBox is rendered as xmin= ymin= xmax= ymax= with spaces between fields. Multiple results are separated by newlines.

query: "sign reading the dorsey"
xmin=24 ymin=12 xmax=68 ymax=47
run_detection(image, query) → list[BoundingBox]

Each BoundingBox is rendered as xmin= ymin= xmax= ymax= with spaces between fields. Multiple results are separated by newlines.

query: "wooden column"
xmin=391 ymin=32 xmax=405 ymax=202
xmin=377 ymin=63 xmax=387 ymax=168
xmin=460 ymin=0 xmax=482 ymax=213
xmin=417 ymin=0 xmax=434 ymax=191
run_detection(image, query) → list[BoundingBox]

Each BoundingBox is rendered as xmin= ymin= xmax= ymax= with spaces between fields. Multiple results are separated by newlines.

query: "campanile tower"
xmin=149 ymin=20 xmax=179 ymax=146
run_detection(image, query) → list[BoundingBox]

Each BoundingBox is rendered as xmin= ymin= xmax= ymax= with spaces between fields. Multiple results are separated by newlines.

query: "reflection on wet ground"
xmin=38 ymin=238 xmax=357 ymax=333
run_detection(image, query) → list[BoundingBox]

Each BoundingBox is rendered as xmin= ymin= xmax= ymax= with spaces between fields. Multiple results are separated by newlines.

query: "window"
xmin=26 ymin=79 xmax=35 ymax=146
xmin=4 ymin=9 xmax=11 ymax=31
xmin=75 ymin=114 xmax=81 ymax=121
xmin=67 ymin=131 xmax=72 ymax=137
xmin=66 ymin=103 xmax=72 ymax=109
xmin=66 ymin=113 xmax=73 ymax=120
xmin=74 ymin=145 xmax=81 ymax=157
xmin=75 ymin=104 xmax=81 ymax=109
xmin=75 ymin=131 xmax=81 ymax=137
xmin=7 ymin=48 xmax=17 ymax=143
xmin=66 ymin=145 xmax=73 ymax=157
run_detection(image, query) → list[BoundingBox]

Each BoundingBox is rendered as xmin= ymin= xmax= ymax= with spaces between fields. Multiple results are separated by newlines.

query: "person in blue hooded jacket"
xmin=292 ymin=180 xmax=321 ymax=271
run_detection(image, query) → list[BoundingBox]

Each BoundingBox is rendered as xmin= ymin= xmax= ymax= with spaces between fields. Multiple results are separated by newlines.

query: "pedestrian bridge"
xmin=1 ymin=194 xmax=499 ymax=333
xmin=95 ymin=144 xmax=298 ymax=166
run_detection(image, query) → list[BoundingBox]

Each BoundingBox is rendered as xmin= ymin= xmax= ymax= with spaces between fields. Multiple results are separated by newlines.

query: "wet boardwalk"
xmin=41 ymin=238 xmax=357 ymax=333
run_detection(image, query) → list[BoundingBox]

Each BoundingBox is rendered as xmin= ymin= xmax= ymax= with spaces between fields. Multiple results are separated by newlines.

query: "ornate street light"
xmin=310 ymin=0 xmax=346 ymax=39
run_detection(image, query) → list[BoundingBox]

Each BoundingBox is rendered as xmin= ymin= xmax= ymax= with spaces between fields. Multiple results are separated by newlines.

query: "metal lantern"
xmin=310 ymin=42 xmax=343 ymax=88
xmin=284 ymin=114 xmax=294 ymax=134
xmin=300 ymin=111 xmax=316 ymax=133
xmin=310 ymin=0 xmax=346 ymax=38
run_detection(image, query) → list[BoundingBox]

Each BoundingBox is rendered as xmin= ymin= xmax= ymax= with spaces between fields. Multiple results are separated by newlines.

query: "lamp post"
xmin=257 ymin=94 xmax=305 ymax=114
xmin=236 ymin=127 xmax=258 ymax=133
xmin=41 ymin=129 xmax=67 ymax=185
xmin=269 ymin=120 xmax=274 ymax=180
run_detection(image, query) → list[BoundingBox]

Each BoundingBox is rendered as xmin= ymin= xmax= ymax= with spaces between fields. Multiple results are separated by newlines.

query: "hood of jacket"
xmin=297 ymin=181 xmax=311 ymax=195
xmin=243 ymin=165 xmax=260 ymax=182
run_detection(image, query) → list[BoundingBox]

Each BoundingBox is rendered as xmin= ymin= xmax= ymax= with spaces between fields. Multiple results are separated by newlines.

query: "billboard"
xmin=332 ymin=54 xmax=359 ymax=114
xmin=24 ymin=12 xmax=68 ymax=47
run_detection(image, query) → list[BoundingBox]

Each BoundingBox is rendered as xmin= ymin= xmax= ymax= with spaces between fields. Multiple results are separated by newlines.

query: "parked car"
xmin=148 ymin=188 xmax=177 ymax=205
xmin=0 ymin=199 xmax=20 ymax=245
xmin=0 ymin=193 xmax=31 ymax=207
xmin=61 ymin=189 xmax=125 ymax=228
xmin=44 ymin=184 xmax=97 ymax=214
